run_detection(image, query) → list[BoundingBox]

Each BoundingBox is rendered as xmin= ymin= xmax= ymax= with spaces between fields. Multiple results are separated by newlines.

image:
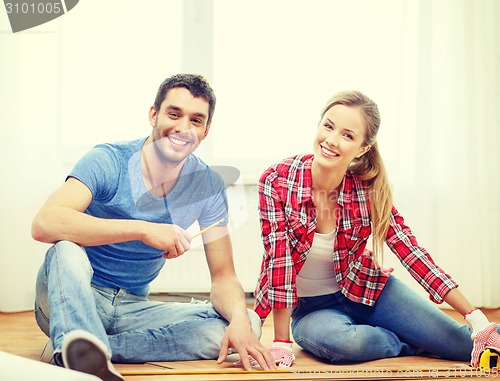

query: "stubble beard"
xmin=151 ymin=125 xmax=199 ymax=168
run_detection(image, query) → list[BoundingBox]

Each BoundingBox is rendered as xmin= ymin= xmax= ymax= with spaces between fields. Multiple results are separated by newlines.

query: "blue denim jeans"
xmin=291 ymin=276 xmax=485 ymax=364
xmin=34 ymin=240 xmax=261 ymax=363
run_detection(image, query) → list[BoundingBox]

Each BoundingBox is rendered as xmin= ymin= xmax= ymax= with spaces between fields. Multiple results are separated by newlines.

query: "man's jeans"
xmin=35 ymin=240 xmax=261 ymax=363
xmin=291 ymin=276 xmax=487 ymax=363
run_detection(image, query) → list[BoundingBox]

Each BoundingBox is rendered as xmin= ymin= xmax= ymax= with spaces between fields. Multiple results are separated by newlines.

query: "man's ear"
xmin=148 ymin=106 xmax=158 ymax=127
xmin=202 ymin=123 xmax=211 ymax=139
xmin=357 ymin=144 xmax=371 ymax=158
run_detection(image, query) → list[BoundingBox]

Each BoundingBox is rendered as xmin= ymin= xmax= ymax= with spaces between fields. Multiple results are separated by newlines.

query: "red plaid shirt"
xmin=254 ymin=154 xmax=458 ymax=321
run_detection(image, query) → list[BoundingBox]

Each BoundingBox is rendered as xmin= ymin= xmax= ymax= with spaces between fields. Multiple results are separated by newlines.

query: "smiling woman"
xmin=314 ymin=104 xmax=370 ymax=170
xmin=252 ymin=89 xmax=500 ymax=368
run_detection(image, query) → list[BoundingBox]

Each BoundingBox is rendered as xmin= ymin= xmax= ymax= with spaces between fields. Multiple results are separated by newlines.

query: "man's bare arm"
xmin=202 ymin=227 xmax=275 ymax=371
xmin=32 ymin=177 xmax=191 ymax=255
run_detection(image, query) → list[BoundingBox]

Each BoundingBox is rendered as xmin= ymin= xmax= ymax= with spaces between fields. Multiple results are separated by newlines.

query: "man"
xmin=32 ymin=74 xmax=275 ymax=381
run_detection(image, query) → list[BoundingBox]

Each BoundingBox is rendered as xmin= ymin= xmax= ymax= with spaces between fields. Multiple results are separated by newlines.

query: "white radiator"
xmin=149 ymin=184 xmax=263 ymax=293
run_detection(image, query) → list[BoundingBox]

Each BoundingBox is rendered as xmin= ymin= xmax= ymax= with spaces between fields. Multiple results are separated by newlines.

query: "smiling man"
xmin=31 ymin=74 xmax=275 ymax=381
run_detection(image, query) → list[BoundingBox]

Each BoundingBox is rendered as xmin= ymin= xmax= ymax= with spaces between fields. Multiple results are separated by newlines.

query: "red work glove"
xmin=269 ymin=341 xmax=295 ymax=367
xmin=233 ymin=340 xmax=295 ymax=368
xmin=465 ymin=309 xmax=500 ymax=367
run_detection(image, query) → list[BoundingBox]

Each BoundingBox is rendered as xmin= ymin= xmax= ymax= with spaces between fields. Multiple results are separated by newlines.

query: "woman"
xmin=252 ymin=91 xmax=500 ymax=367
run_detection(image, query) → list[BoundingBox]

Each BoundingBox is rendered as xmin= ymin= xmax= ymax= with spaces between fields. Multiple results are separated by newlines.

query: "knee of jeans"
xmin=247 ymin=309 xmax=262 ymax=339
xmin=49 ymin=241 xmax=92 ymax=271
xmin=293 ymin=321 xmax=370 ymax=362
xmin=52 ymin=240 xmax=86 ymax=256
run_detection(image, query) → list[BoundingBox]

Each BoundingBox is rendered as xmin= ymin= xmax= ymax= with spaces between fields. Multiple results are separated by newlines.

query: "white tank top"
xmin=296 ymin=230 xmax=340 ymax=297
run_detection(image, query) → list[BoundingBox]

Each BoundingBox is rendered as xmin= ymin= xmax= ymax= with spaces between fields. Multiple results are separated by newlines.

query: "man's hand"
xmin=141 ymin=223 xmax=191 ymax=258
xmin=217 ymin=319 xmax=276 ymax=371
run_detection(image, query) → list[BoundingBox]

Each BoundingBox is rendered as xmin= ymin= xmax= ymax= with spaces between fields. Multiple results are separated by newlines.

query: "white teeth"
xmin=321 ymin=146 xmax=338 ymax=157
xmin=169 ymin=136 xmax=188 ymax=146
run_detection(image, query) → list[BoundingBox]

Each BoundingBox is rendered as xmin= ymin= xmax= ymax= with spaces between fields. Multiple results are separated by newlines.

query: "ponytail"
xmin=350 ymin=143 xmax=393 ymax=265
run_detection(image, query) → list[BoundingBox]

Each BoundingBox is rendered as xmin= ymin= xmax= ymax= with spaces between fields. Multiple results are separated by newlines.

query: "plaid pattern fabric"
xmin=254 ymin=154 xmax=458 ymax=321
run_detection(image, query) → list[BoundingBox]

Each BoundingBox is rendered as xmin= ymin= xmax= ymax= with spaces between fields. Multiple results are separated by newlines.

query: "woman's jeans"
xmin=291 ymin=276 xmax=486 ymax=364
xmin=34 ymin=240 xmax=261 ymax=363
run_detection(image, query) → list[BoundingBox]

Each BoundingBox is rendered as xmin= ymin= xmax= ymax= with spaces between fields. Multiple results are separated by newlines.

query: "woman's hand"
xmin=268 ymin=341 xmax=295 ymax=367
xmin=470 ymin=322 xmax=500 ymax=367
xmin=233 ymin=340 xmax=295 ymax=368
xmin=465 ymin=309 xmax=500 ymax=367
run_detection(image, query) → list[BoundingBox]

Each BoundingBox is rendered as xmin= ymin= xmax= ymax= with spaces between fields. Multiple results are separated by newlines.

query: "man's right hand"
xmin=141 ymin=223 xmax=192 ymax=258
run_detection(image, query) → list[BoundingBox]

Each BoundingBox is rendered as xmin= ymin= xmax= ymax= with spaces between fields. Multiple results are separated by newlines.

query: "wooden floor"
xmin=1 ymin=307 xmax=499 ymax=380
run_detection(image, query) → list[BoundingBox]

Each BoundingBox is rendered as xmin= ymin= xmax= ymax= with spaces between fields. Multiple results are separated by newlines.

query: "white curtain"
xmin=384 ymin=0 xmax=500 ymax=307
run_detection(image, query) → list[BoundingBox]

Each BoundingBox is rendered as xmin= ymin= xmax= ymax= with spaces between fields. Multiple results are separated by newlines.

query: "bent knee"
xmin=247 ymin=309 xmax=262 ymax=338
xmin=46 ymin=240 xmax=92 ymax=274
xmin=293 ymin=324 xmax=382 ymax=363
xmin=52 ymin=240 xmax=86 ymax=254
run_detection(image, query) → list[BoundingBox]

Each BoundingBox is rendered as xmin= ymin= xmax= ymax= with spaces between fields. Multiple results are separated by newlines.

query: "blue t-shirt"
xmin=68 ymin=137 xmax=229 ymax=296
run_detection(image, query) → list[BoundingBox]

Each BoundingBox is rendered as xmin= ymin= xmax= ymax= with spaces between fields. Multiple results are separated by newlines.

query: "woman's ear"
xmin=357 ymin=144 xmax=371 ymax=158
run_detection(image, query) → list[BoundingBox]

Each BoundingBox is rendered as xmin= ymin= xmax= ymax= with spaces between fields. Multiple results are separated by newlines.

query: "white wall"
xmin=0 ymin=0 xmax=185 ymax=311
xmin=210 ymin=0 xmax=405 ymax=182
xmin=0 ymin=11 xmax=61 ymax=312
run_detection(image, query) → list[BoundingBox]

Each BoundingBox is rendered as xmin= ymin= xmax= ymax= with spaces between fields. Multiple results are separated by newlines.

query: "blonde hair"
xmin=321 ymin=91 xmax=393 ymax=265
